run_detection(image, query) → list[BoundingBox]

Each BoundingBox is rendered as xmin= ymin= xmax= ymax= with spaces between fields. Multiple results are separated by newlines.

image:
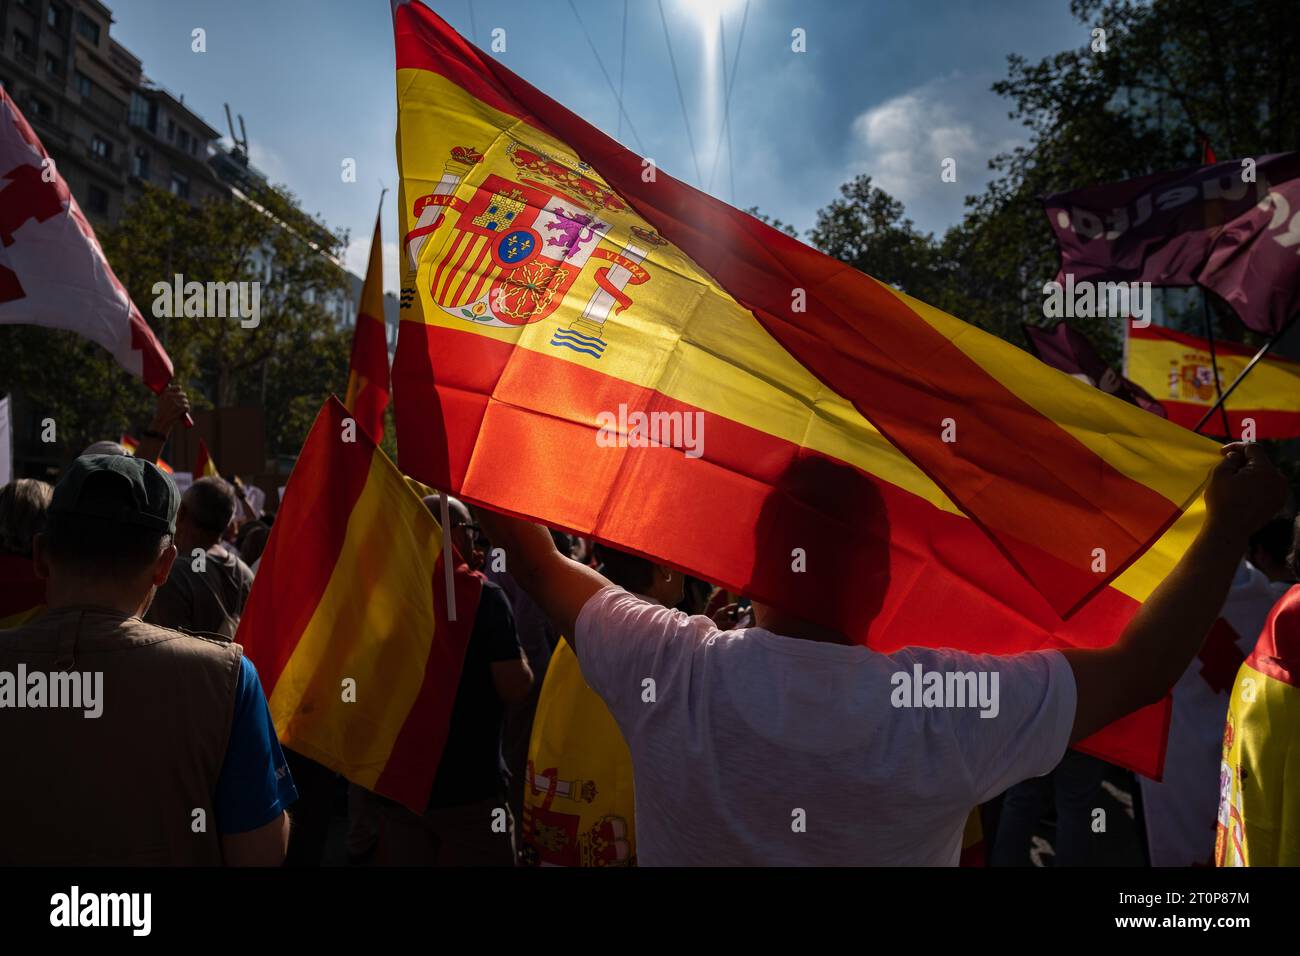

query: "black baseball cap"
xmin=49 ymin=455 xmax=179 ymax=535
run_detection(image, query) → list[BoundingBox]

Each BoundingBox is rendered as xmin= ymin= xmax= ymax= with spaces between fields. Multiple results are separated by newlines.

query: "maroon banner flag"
xmin=1044 ymin=152 xmax=1300 ymax=337
xmin=1023 ymin=322 xmax=1166 ymax=417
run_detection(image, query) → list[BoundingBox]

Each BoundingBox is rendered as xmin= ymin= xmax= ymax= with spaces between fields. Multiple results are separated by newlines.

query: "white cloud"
xmin=846 ymin=74 xmax=1024 ymax=236
xmin=343 ymin=235 xmax=401 ymax=297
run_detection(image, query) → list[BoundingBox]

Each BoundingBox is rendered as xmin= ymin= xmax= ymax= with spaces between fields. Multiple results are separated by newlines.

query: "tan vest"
xmin=0 ymin=605 xmax=242 ymax=865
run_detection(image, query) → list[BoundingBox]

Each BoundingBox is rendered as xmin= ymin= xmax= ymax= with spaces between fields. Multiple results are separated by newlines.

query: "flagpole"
xmin=1194 ymin=311 xmax=1300 ymax=434
xmin=1198 ymin=290 xmax=1233 ymax=436
xmin=440 ymin=492 xmax=457 ymax=622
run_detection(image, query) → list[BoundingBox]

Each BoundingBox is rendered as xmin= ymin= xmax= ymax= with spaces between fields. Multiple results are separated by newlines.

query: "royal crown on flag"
xmin=404 ymin=139 xmax=654 ymax=359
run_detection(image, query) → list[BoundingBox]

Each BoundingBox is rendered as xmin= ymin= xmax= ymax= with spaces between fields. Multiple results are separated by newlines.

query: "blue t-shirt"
xmin=215 ymin=656 xmax=299 ymax=834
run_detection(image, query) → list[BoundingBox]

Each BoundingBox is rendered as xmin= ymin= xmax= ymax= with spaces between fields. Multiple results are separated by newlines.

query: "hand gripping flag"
xmin=391 ymin=2 xmax=1223 ymax=777
xmin=236 ymin=396 xmax=481 ymax=812
xmin=344 ymin=208 xmax=392 ymax=441
xmin=0 ymin=88 xmax=173 ymax=392
xmin=1126 ymin=320 xmax=1300 ymax=439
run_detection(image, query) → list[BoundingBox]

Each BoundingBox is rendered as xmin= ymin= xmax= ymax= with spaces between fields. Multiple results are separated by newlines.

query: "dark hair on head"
xmin=752 ymin=454 xmax=891 ymax=634
xmin=1251 ymin=515 xmax=1295 ymax=573
xmin=237 ymin=521 xmax=270 ymax=566
xmin=594 ymin=542 xmax=658 ymax=594
xmin=0 ymin=479 xmax=53 ymax=557
xmin=43 ymin=474 xmax=170 ymax=577
xmin=185 ymin=477 xmax=238 ymax=537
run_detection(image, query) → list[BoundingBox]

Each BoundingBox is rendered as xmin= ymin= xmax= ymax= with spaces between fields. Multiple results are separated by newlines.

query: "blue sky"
xmin=111 ymin=0 xmax=1086 ymax=291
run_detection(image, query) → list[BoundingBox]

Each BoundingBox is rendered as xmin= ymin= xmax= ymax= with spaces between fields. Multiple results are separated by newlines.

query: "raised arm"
xmin=476 ymin=510 xmax=612 ymax=653
xmin=136 ymin=383 xmax=190 ymax=466
xmin=1061 ymin=442 xmax=1288 ymax=743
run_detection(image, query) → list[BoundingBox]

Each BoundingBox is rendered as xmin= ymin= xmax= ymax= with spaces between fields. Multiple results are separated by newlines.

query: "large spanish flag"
xmin=344 ymin=207 xmax=392 ymax=442
xmin=1216 ymin=586 xmax=1300 ymax=866
xmin=391 ymin=2 xmax=1222 ymax=777
xmin=236 ymin=396 xmax=480 ymax=812
xmin=1127 ymin=321 xmax=1300 ymax=439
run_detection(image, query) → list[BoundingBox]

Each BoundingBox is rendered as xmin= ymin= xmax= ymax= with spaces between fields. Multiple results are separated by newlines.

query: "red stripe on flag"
xmin=1160 ymin=402 xmax=1300 ymax=438
xmin=394 ymin=321 xmax=1170 ymax=778
xmin=372 ymin=558 xmax=481 ymax=810
xmin=237 ymin=398 xmax=374 ymax=693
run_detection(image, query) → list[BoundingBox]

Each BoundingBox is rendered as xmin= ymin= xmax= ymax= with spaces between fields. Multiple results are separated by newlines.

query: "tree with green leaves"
xmin=1 ymin=182 xmax=354 ymax=472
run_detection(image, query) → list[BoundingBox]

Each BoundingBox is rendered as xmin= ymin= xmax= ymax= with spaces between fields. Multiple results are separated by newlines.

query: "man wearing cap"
xmin=0 ymin=455 xmax=297 ymax=865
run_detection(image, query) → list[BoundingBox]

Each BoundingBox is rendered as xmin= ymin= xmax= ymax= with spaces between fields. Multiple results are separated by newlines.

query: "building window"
xmin=132 ymin=147 xmax=150 ymax=179
xmin=165 ymin=119 xmax=175 ymax=143
xmin=178 ymin=128 xmax=191 ymax=152
xmin=86 ymin=185 xmax=109 ymax=216
xmin=75 ymin=13 xmax=101 ymax=46
xmin=28 ymin=97 xmax=51 ymax=119
xmin=74 ymin=71 xmax=91 ymax=97
xmin=47 ymin=5 xmax=65 ymax=30
xmin=170 ymin=173 xmax=190 ymax=199
xmin=91 ymin=135 xmax=111 ymax=159
xmin=45 ymin=54 xmax=62 ymax=77
xmin=12 ymin=31 xmax=32 ymax=58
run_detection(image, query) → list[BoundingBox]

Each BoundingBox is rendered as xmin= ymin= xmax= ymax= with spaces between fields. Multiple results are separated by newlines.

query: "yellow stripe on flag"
xmin=268 ymin=449 xmax=441 ymax=790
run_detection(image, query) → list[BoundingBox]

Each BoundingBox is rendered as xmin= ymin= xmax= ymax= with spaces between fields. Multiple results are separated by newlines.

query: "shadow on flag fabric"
xmin=344 ymin=208 xmax=392 ymax=442
xmin=1126 ymin=320 xmax=1300 ymax=439
xmin=390 ymin=1 xmax=1224 ymax=778
xmin=236 ymin=396 xmax=481 ymax=812
xmin=1044 ymin=153 xmax=1300 ymax=338
xmin=0 ymin=88 xmax=173 ymax=392
xmin=1024 ymin=321 xmax=1166 ymax=418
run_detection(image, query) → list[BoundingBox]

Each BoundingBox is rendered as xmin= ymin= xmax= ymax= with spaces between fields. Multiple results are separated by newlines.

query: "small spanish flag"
xmin=1216 ymin=586 xmax=1300 ymax=866
xmin=194 ymin=438 xmax=218 ymax=479
xmin=235 ymin=396 xmax=480 ymax=812
xmin=523 ymin=637 xmax=636 ymax=866
xmin=1127 ymin=321 xmax=1300 ymax=439
xmin=119 ymin=434 xmax=174 ymax=474
xmin=344 ymin=206 xmax=391 ymax=441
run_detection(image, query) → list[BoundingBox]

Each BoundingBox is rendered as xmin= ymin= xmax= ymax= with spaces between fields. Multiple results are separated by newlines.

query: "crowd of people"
xmin=0 ymin=385 xmax=1296 ymax=866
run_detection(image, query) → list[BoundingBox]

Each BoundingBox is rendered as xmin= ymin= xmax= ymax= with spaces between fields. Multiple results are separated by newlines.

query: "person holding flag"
xmin=479 ymin=444 xmax=1286 ymax=865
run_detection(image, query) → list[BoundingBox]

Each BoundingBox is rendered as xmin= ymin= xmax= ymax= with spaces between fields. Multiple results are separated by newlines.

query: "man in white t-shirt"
xmin=478 ymin=443 xmax=1286 ymax=865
